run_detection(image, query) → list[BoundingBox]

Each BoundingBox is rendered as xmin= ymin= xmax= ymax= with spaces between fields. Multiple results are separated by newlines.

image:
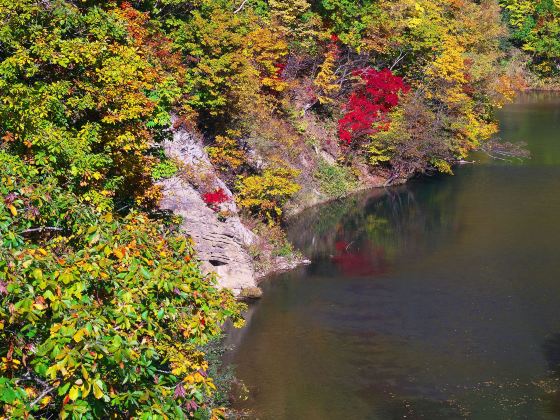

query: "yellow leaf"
xmin=93 ymin=381 xmax=104 ymax=399
xmin=207 ymin=380 xmax=216 ymax=391
xmin=33 ymin=268 xmax=43 ymax=281
xmin=24 ymin=387 xmax=37 ymax=398
xmin=81 ymin=365 xmax=89 ymax=381
xmin=73 ymin=329 xmax=85 ymax=343
xmin=68 ymin=386 xmax=80 ymax=401
xmin=81 ymin=382 xmax=91 ymax=399
xmin=114 ymin=248 xmax=124 ymax=259
xmin=171 ymin=367 xmax=183 ymax=375
xmin=8 ymin=205 xmax=17 ymax=216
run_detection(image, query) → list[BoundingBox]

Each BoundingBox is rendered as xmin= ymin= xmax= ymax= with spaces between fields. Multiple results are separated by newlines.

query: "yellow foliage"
xmin=502 ymin=0 xmax=536 ymax=28
xmin=206 ymin=133 xmax=247 ymax=171
xmin=269 ymin=0 xmax=311 ymax=34
xmin=314 ymin=44 xmax=341 ymax=104
xmin=245 ymin=27 xmax=289 ymax=93
xmin=236 ymin=167 xmax=301 ymax=224
xmin=427 ymin=36 xmax=467 ymax=87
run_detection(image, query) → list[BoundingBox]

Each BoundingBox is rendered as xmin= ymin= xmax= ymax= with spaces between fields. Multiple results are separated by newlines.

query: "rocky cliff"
xmin=159 ymin=124 xmax=259 ymax=296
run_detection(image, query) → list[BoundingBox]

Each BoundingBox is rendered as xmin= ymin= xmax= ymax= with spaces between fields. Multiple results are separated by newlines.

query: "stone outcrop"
xmin=159 ymin=123 xmax=258 ymax=295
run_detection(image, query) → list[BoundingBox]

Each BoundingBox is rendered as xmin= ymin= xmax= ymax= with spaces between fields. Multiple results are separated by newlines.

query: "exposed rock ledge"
xmin=159 ymin=124 xmax=258 ymax=296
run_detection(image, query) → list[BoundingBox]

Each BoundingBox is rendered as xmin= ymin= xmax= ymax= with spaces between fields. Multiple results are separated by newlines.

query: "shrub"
xmin=338 ymin=68 xmax=409 ymax=149
xmin=0 ymin=212 xmax=244 ymax=419
xmin=152 ymin=159 xmax=179 ymax=181
xmin=314 ymin=161 xmax=358 ymax=199
xmin=206 ymin=134 xmax=247 ymax=173
xmin=203 ymin=188 xmax=231 ymax=211
xmin=235 ymin=168 xmax=301 ymax=224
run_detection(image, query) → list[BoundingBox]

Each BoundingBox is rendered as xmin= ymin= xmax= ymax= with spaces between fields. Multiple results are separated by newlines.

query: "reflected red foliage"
xmin=331 ymin=240 xmax=388 ymax=277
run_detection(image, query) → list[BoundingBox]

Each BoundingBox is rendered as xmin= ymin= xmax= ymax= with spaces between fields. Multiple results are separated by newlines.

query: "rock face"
xmin=159 ymin=124 xmax=258 ymax=295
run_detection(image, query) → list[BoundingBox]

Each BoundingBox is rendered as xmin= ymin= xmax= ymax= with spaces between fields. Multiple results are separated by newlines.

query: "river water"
xmin=226 ymin=92 xmax=560 ymax=419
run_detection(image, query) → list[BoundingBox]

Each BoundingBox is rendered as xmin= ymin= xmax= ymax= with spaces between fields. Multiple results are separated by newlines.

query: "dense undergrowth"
xmin=0 ymin=0 xmax=559 ymax=418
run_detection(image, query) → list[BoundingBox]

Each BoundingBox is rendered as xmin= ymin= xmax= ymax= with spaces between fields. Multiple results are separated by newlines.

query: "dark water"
xmin=226 ymin=92 xmax=560 ymax=419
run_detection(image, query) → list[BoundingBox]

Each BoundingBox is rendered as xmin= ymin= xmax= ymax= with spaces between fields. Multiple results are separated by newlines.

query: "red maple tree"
xmin=338 ymin=68 xmax=409 ymax=147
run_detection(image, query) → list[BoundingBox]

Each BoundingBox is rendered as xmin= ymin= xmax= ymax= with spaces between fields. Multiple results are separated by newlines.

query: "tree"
xmin=314 ymin=36 xmax=342 ymax=104
xmin=338 ymin=68 xmax=409 ymax=150
xmin=0 ymin=2 xmax=244 ymax=418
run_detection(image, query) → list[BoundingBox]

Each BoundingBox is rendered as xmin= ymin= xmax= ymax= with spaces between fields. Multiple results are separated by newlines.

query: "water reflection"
xmin=331 ymin=239 xmax=388 ymax=277
xmin=289 ymin=180 xmax=461 ymax=272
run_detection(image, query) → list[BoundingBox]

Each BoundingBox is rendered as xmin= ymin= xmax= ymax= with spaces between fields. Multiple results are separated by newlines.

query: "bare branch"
xmin=390 ymin=50 xmax=409 ymax=71
xmin=234 ymin=0 xmax=249 ymax=14
xmin=480 ymin=139 xmax=531 ymax=162
xmin=29 ymin=386 xmax=55 ymax=408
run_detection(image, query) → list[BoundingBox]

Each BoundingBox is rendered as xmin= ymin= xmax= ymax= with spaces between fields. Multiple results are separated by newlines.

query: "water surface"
xmin=226 ymin=92 xmax=560 ymax=419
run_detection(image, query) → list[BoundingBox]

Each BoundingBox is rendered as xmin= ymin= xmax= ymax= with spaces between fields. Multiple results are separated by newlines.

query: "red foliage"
xmin=338 ymin=68 xmax=409 ymax=146
xmin=202 ymin=188 xmax=230 ymax=210
xmin=274 ymin=62 xmax=286 ymax=79
xmin=326 ymin=36 xmax=341 ymax=61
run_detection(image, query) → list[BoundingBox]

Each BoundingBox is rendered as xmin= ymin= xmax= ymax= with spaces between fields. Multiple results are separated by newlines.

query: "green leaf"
xmin=140 ymin=266 xmax=152 ymax=279
xmin=58 ymin=382 xmax=71 ymax=396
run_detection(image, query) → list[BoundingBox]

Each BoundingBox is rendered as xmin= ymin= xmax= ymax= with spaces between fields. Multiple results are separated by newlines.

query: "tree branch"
xmin=234 ymin=0 xmax=248 ymax=14
xmin=29 ymin=386 xmax=55 ymax=408
xmin=22 ymin=227 xmax=63 ymax=234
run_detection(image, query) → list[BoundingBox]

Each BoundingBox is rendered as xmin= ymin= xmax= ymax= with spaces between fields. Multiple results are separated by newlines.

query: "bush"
xmin=0 ymin=3 xmax=245 ymax=418
xmin=152 ymin=159 xmax=179 ymax=181
xmin=314 ymin=161 xmax=358 ymax=199
xmin=206 ymin=134 xmax=247 ymax=173
xmin=203 ymin=188 xmax=231 ymax=212
xmin=0 ymin=212 xmax=244 ymax=419
xmin=235 ymin=168 xmax=301 ymax=224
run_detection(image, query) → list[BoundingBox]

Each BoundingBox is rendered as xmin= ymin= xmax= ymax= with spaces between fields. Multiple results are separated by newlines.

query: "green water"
xmin=226 ymin=92 xmax=560 ymax=419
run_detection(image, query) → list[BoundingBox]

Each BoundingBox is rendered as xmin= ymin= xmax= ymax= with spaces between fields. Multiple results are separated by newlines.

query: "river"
xmin=225 ymin=92 xmax=560 ymax=419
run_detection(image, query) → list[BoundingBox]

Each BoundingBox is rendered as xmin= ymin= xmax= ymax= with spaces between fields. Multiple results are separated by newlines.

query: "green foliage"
xmin=235 ymin=168 xmax=301 ymax=224
xmin=314 ymin=161 xmax=358 ymax=199
xmin=0 ymin=2 xmax=244 ymax=418
xmin=0 ymin=212 xmax=243 ymax=418
xmin=167 ymin=0 xmax=288 ymax=118
xmin=353 ymin=0 xmax=512 ymax=175
xmin=500 ymin=0 xmax=560 ymax=75
xmin=315 ymin=0 xmax=382 ymax=48
xmin=0 ymin=1 xmax=189 ymax=208
xmin=0 ymin=0 xmax=550 ymax=414
xmin=152 ymin=159 xmax=179 ymax=180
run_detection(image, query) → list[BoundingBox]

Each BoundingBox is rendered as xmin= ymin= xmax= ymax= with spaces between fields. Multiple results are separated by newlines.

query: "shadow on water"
xmin=225 ymin=92 xmax=560 ymax=419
